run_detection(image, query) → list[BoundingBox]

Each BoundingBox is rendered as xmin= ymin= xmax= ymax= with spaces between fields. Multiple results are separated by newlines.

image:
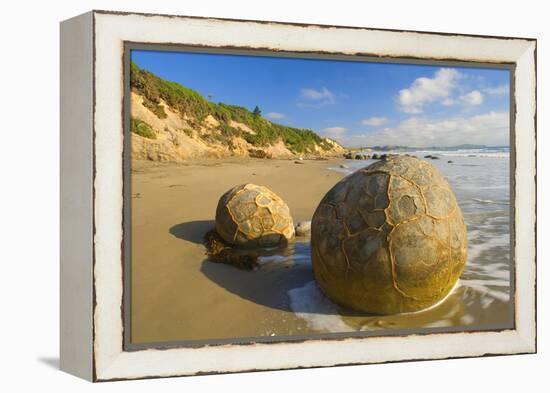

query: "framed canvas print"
xmin=60 ymin=10 xmax=537 ymax=382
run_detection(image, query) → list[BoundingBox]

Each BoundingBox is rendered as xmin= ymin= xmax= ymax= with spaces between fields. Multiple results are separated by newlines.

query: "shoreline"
xmin=130 ymin=155 xmax=512 ymax=344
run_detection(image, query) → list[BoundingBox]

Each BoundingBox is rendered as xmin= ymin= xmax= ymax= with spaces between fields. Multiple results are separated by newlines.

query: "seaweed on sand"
xmin=203 ymin=229 xmax=259 ymax=271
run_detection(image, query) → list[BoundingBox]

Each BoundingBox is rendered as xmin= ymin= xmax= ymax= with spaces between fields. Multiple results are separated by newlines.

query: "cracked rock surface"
xmin=311 ymin=155 xmax=467 ymax=314
xmin=216 ymin=183 xmax=295 ymax=248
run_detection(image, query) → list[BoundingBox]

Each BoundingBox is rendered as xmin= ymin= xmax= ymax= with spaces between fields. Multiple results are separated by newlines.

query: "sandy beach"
xmin=130 ymin=154 xmax=513 ymax=345
xmin=130 ymin=158 xmax=344 ymax=344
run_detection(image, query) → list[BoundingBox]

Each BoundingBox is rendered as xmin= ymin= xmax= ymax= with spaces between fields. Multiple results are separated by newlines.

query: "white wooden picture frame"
xmin=60 ymin=10 xmax=536 ymax=382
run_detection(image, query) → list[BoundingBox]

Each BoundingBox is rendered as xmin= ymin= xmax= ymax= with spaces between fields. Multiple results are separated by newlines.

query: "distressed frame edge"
xmin=91 ymin=9 xmax=537 ymax=42
xmin=59 ymin=11 xmax=95 ymax=381
xmin=512 ymin=40 xmax=537 ymax=353
xmin=90 ymin=11 xmax=537 ymax=382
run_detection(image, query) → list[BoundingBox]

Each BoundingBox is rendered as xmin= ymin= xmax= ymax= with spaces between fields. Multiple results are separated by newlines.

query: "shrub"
xmin=182 ymin=128 xmax=194 ymax=138
xmin=130 ymin=118 xmax=156 ymax=139
xmin=143 ymin=101 xmax=167 ymax=119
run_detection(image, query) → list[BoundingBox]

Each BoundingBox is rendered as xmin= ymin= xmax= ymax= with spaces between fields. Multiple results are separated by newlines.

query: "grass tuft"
xmin=130 ymin=118 xmax=156 ymax=139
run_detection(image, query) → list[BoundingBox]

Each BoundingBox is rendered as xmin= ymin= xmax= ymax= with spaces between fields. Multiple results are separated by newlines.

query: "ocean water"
xmin=261 ymin=148 xmax=513 ymax=333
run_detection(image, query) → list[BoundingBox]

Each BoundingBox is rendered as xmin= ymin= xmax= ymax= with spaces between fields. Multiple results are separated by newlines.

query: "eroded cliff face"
xmin=130 ymin=92 xmax=344 ymax=161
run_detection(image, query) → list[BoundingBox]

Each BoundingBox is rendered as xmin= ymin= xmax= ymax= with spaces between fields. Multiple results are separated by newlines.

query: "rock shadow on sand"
xmin=169 ymin=222 xmax=368 ymax=317
xmin=200 ymin=259 xmax=315 ymax=313
xmin=169 ymin=220 xmax=215 ymax=244
xmin=199 ymin=241 xmax=367 ymax=317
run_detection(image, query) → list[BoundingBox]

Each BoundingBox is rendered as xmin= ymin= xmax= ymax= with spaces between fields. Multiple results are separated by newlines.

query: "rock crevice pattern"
xmin=311 ymin=156 xmax=467 ymax=314
xmin=216 ymin=184 xmax=295 ymax=248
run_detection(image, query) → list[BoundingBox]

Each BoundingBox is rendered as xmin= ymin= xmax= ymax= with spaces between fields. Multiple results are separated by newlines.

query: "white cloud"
xmin=341 ymin=111 xmax=508 ymax=147
xmin=397 ymin=68 xmax=462 ymax=114
xmin=266 ymin=112 xmax=286 ymax=119
xmin=441 ymin=90 xmax=484 ymax=107
xmin=460 ymin=90 xmax=484 ymax=106
xmin=483 ymin=84 xmax=509 ymax=96
xmin=442 ymin=97 xmax=455 ymax=106
xmin=361 ymin=117 xmax=388 ymax=126
xmin=322 ymin=126 xmax=347 ymax=139
xmin=299 ymin=87 xmax=335 ymax=106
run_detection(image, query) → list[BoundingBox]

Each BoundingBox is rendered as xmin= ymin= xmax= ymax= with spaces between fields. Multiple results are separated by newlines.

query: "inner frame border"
xmin=121 ymin=42 xmax=517 ymax=352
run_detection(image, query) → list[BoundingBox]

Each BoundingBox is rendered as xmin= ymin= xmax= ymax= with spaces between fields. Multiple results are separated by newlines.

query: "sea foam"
xmin=288 ymin=281 xmax=353 ymax=333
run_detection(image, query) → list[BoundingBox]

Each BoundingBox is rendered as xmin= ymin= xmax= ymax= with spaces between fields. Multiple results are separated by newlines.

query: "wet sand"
xmin=130 ymin=158 xmax=344 ymax=344
xmin=130 ymin=156 xmax=513 ymax=345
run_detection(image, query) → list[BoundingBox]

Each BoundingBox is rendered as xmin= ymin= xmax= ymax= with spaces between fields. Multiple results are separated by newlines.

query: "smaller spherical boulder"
xmin=215 ymin=184 xmax=295 ymax=248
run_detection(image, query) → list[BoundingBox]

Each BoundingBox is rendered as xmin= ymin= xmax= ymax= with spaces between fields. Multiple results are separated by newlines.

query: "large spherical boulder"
xmin=215 ymin=184 xmax=295 ymax=248
xmin=311 ymin=155 xmax=467 ymax=314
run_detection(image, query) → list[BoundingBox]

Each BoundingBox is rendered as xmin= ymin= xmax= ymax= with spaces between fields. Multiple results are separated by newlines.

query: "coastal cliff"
xmin=130 ymin=62 xmax=344 ymax=162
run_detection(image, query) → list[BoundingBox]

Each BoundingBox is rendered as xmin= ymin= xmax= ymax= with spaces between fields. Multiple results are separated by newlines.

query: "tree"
xmin=252 ymin=105 xmax=261 ymax=117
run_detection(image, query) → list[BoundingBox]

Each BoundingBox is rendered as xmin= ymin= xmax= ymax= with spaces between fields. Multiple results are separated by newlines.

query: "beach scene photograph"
xmin=127 ymin=49 xmax=513 ymax=346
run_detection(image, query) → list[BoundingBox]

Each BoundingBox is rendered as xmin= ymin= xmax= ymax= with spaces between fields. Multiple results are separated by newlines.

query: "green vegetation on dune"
xmin=130 ymin=61 xmax=335 ymax=153
xmin=131 ymin=118 xmax=156 ymax=139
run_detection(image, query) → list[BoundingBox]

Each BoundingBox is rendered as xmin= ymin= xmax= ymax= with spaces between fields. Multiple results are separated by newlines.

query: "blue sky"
xmin=131 ymin=50 xmax=510 ymax=147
